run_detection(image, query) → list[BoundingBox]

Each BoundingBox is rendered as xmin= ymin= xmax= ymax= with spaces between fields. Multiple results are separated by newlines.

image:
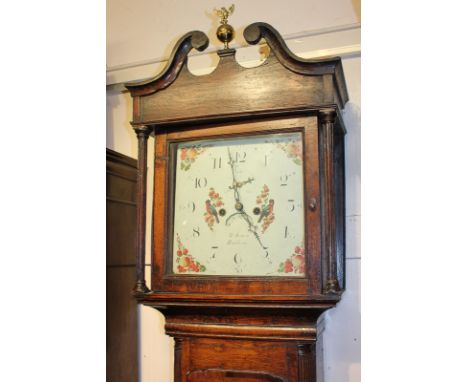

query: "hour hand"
xmin=229 ymin=177 xmax=254 ymax=190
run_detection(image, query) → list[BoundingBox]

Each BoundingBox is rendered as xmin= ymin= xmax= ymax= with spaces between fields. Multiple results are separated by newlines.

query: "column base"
xmin=325 ymin=279 xmax=341 ymax=294
xmin=132 ymin=280 xmax=150 ymax=295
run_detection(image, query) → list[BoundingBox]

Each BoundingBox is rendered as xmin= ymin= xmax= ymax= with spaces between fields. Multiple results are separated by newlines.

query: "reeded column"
xmin=319 ymin=109 xmax=340 ymax=294
xmin=297 ymin=343 xmax=316 ymax=381
xmin=133 ymin=125 xmax=152 ymax=294
xmin=173 ymin=338 xmax=183 ymax=382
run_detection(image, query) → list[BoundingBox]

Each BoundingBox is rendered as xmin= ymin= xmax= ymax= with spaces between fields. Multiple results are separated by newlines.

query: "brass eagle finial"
xmin=215 ymin=4 xmax=235 ymax=24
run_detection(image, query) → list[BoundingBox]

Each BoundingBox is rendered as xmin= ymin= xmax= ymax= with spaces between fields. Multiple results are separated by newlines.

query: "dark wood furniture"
xmin=125 ymin=22 xmax=348 ymax=381
xmin=106 ymin=149 xmax=138 ymax=382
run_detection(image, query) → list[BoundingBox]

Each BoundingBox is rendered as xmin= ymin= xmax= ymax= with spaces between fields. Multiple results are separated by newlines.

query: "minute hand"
xmin=227 ymin=148 xmax=241 ymax=203
xmin=239 ymin=211 xmax=268 ymax=250
xmin=226 ymin=148 xmax=269 ymax=255
xmin=227 ymin=147 xmax=244 ymax=205
xmin=226 ymin=150 xmax=254 ymax=201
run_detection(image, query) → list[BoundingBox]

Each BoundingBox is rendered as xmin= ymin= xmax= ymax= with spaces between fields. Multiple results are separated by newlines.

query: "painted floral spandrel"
xmin=278 ymin=244 xmax=305 ymax=274
xmin=175 ymin=234 xmax=206 ymax=273
xmin=276 ymin=139 xmax=302 ymax=165
xmin=179 ymin=146 xmax=207 ymax=171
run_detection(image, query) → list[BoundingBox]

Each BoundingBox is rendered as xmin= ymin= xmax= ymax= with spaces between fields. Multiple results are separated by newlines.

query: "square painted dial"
xmin=170 ymin=132 xmax=306 ymax=277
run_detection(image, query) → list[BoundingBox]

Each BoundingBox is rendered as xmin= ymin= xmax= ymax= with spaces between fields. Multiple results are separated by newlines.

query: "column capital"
xmin=133 ymin=124 xmax=152 ymax=138
xmin=318 ymin=108 xmax=337 ymax=124
xmin=174 ymin=337 xmax=184 ymax=348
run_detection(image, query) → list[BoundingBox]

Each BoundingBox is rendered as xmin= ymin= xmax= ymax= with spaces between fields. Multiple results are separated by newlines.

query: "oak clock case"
xmin=125 ymin=21 xmax=348 ymax=382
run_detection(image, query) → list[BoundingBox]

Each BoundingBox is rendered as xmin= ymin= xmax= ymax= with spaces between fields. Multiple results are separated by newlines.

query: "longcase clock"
xmin=125 ymin=18 xmax=348 ymax=382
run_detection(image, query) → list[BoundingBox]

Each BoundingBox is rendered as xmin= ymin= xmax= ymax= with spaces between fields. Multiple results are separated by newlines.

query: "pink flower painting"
xmin=179 ymin=146 xmax=207 ymax=171
xmin=278 ymin=244 xmax=305 ymax=275
xmin=277 ymin=139 xmax=302 ymax=165
xmin=174 ymin=234 xmax=206 ymax=273
xmin=256 ymin=184 xmax=275 ymax=233
xmin=204 ymin=187 xmax=224 ymax=230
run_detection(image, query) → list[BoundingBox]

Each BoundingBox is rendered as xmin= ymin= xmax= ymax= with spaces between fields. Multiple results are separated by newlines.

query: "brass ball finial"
xmin=215 ymin=4 xmax=235 ymax=49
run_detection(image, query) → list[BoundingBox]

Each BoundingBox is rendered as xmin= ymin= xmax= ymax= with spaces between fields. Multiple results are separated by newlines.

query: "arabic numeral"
xmin=235 ymin=151 xmax=247 ymax=163
xmin=280 ymin=175 xmax=289 ymax=186
xmin=213 ymin=157 xmax=222 ymax=169
xmin=195 ymin=177 xmax=208 ymax=188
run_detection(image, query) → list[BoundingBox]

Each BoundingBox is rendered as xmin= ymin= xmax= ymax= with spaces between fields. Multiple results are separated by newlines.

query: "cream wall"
xmin=107 ymin=1 xmax=360 ymax=381
xmin=107 ymin=0 xmax=359 ymax=77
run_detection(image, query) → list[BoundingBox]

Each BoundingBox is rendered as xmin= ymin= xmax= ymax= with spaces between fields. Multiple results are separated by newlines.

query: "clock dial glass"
xmin=170 ymin=132 xmax=306 ymax=277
